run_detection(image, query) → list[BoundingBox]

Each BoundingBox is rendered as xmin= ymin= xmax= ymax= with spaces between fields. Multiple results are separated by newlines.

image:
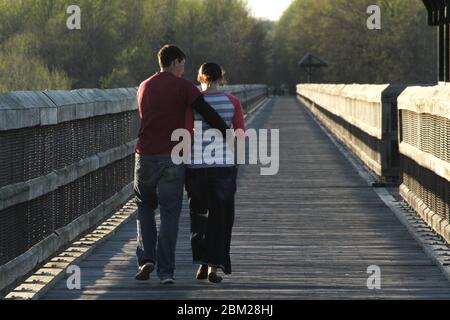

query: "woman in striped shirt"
xmin=185 ymin=63 xmax=246 ymax=283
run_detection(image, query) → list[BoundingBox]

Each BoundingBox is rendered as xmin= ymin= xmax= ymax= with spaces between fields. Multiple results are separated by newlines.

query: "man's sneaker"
xmin=160 ymin=277 xmax=175 ymax=284
xmin=208 ymin=272 xmax=223 ymax=284
xmin=196 ymin=265 xmax=208 ymax=280
xmin=135 ymin=262 xmax=155 ymax=281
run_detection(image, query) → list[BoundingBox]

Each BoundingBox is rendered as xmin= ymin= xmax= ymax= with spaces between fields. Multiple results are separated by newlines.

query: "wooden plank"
xmin=41 ymin=97 xmax=450 ymax=300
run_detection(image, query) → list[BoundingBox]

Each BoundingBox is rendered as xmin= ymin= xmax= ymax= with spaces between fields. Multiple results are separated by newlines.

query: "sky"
xmin=246 ymin=0 xmax=294 ymax=21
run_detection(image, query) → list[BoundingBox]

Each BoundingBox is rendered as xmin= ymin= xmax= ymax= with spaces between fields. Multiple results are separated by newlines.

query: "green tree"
xmin=0 ymin=33 xmax=71 ymax=92
xmin=0 ymin=0 xmax=435 ymax=91
xmin=270 ymin=0 xmax=436 ymax=89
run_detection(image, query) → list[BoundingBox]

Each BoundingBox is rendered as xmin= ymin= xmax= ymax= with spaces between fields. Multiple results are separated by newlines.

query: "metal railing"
xmin=297 ymin=84 xmax=406 ymax=180
xmin=0 ymin=84 xmax=267 ymax=291
xmin=398 ymin=85 xmax=450 ymax=244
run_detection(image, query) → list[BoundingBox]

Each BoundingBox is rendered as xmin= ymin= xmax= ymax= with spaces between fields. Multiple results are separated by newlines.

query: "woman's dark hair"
xmin=198 ymin=62 xmax=225 ymax=83
xmin=158 ymin=45 xmax=186 ymax=68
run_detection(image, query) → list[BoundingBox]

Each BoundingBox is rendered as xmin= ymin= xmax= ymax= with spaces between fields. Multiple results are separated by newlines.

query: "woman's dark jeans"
xmin=185 ymin=166 xmax=237 ymax=275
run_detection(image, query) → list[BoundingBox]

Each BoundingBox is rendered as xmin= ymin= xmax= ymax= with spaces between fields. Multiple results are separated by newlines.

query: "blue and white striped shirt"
xmin=187 ymin=92 xmax=244 ymax=168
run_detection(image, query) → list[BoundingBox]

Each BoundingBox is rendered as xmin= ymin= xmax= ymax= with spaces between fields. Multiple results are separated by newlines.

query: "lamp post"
xmin=422 ymin=0 xmax=450 ymax=83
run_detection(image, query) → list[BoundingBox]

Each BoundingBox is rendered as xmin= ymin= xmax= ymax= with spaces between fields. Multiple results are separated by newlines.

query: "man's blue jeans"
xmin=134 ymin=154 xmax=185 ymax=279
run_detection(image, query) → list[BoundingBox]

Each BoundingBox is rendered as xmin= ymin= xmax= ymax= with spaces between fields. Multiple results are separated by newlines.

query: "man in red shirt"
xmin=134 ymin=45 xmax=229 ymax=283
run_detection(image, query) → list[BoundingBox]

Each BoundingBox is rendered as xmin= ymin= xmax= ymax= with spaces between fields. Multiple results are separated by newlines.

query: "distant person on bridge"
xmin=134 ymin=45 xmax=229 ymax=284
xmin=184 ymin=63 xmax=245 ymax=283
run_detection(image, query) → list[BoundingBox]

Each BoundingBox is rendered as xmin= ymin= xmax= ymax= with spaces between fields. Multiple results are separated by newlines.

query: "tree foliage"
xmin=0 ymin=0 xmax=437 ymax=92
xmin=0 ymin=33 xmax=71 ymax=92
xmin=270 ymin=0 xmax=436 ymax=88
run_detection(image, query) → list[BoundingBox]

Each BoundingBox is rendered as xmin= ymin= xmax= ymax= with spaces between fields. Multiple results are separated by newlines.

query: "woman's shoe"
xmin=134 ymin=262 xmax=155 ymax=281
xmin=208 ymin=272 xmax=223 ymax=284
xmin=196 ymin=264 xmax=208 ymax=280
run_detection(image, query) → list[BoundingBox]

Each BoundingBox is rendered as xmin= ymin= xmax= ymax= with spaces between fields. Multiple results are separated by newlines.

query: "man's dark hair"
xmin=198 ymin=62 xmax=225 ymax=83
xmin=158 ymin=45 xmax=186 ymax=68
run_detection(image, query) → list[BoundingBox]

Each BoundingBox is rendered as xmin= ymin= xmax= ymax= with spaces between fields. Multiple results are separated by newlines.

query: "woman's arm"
xmin=226 ymin=94 xmax=246 ymax=165
xmin=226 ymin=94 xmax=246 ymax=135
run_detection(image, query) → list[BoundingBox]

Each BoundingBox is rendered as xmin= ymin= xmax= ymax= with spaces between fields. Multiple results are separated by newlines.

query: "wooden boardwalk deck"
xmin=42 ymin=97 xmax=450 ymax=300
